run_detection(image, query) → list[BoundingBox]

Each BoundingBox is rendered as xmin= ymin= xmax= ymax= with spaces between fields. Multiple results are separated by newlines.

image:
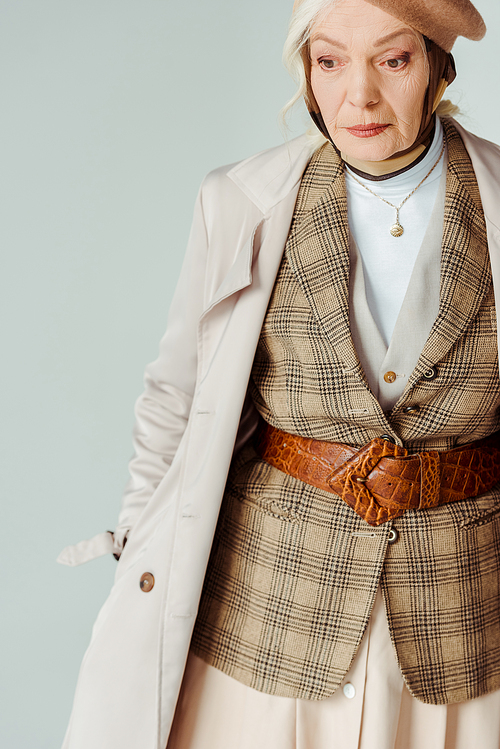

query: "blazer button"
xmin=140 ymin=573 xmax=155 ymax=592
xmin=388 ymin=529 xmax=399 ymax=545
xmin=423 ymin=366 xmax=438 ymax=381
xmin=403 ymin=405 xmax=420 ymax=414
xmin=384 ymin=371 xmax=397 ymax=384
xmin=381 ymin=434 xmax=396 ymax=444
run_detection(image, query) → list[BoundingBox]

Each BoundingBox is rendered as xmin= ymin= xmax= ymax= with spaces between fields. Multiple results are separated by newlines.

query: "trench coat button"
xmin=343 ymin=683 xmax=356 ymax=699
xmin=388 ymin=529 xmax=399 ymax=545
xmin=423 ymin=366 xmax=438 ymax=381
xmin=403 ymin=405 xmax=420 ymax=414
xmin=381 ymin=434 xmax=396 ymax=444
xmin=140 ymin=573 xmax=155 ymax=592
xmin=384 ymin=371 xmax=397 ymax=384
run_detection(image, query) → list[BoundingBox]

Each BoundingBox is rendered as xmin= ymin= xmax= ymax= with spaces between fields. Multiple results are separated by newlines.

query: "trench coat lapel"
xmin=284 ymin=144 xmax=361 ymax=374
xmin=196 ymin=199 xmax=306 ymax=390
xmin=408 ymin=122 xmax=491 ymax=387
xmin=203 ymin=223 xmax=262 ymax=316
xmin=203 ymin=136 xmax=317 ymax=319
xmin=196 ymin=137 xmax=315 ymax=380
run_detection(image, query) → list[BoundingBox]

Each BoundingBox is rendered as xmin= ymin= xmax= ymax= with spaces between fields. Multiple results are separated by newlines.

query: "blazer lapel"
xmin=285 ymin=143 xmax=362 ymax=374
xmin=408 ymin=120 xmax=491 ymax=388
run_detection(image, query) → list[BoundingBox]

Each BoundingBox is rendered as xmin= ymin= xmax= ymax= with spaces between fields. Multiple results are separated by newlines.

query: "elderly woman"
xmin=60 ymin=1 xmax=500 ymax=748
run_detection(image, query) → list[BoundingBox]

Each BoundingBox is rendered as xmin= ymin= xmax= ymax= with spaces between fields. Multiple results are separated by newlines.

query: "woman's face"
xmin=309 ymin=0 xmax=429 ymax=161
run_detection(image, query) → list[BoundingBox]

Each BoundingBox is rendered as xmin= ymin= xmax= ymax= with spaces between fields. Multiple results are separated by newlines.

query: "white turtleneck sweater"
xmin=345 ymin=117 xmax=446 ymax=347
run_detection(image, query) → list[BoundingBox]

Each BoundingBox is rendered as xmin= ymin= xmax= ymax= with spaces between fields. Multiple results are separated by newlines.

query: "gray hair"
xmin=281 ymin=0 xmax=339 ymax=121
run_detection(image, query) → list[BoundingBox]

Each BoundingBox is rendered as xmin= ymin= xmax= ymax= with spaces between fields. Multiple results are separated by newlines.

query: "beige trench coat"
xmin=59 ymin=120 xmax=500 ymax=749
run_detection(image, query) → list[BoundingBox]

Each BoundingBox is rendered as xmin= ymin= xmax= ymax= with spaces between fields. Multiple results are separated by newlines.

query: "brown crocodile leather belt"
xmin=255 ymin=422 xmax=500 ymax=527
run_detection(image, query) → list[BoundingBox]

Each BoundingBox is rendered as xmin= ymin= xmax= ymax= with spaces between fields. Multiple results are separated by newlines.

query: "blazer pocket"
xmin=459 ymin=487 xmax=500 ymax=529
xmin=227 ymin=443 xmax=303 ymax=522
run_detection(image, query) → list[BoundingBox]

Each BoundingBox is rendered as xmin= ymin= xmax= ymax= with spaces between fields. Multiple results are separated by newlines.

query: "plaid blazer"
xmin=191 ymin=121 xmax=500 ymax=705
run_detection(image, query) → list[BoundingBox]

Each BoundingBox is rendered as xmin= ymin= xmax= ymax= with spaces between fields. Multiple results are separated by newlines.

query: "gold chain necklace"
xmin=346 ymin=141 xmax=446 ymax=238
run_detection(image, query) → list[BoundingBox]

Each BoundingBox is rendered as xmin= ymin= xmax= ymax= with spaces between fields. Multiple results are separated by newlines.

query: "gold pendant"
xmin=390 ymin=222 xmax=404 ymax=238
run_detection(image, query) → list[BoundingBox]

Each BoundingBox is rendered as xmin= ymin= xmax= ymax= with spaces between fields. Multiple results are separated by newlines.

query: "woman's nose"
xmin=345 ymin=64 xmax=380 ymax=108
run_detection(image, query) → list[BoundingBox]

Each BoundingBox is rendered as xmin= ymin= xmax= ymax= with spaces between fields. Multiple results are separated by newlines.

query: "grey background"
xmin=1 ymin=1 xmax=499 ymax=746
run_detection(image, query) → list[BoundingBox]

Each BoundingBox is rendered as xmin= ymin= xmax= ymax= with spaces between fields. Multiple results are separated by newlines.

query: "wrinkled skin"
xmin=310 ymin=0 xmax=429 ymax=161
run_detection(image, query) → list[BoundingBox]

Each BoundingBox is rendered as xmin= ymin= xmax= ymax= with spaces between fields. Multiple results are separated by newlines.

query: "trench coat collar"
xmin=227 ymin=135 xmax=315 ymax=214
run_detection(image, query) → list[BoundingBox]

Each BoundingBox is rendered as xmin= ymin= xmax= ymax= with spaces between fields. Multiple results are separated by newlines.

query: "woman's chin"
xmin=342 ymin=142 xmax=402 ymax=163
xmin=335 ymin=132 xmax=406 ymax=163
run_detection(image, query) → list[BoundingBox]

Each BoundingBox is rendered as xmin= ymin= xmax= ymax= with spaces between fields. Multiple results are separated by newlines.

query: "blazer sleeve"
xmin=58 ymin=184 xmax=210 ymax=565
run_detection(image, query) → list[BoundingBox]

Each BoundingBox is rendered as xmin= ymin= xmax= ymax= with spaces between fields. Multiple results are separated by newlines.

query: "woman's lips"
xmin=345 ymin=124 xmax=389 ymax=138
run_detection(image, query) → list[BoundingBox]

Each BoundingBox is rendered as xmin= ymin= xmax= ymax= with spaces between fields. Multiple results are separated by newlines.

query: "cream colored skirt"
xmin=167 ymin=589 xmax=500 ymax=749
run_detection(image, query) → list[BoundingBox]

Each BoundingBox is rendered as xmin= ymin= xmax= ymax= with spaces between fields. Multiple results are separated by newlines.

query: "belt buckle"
xmin=327 ymin=437 xmax=407 ymax=526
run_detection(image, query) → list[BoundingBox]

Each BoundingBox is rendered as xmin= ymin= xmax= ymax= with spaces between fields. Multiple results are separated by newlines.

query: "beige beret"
xmin=293 ymin=0 xmax=486 ymax=52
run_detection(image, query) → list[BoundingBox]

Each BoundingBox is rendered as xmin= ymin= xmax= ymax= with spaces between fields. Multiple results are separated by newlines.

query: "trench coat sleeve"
xmin=58 ymin=183 xmax=211 ymax=565
xmin=114 ymin=187 xmax=211 ymax=544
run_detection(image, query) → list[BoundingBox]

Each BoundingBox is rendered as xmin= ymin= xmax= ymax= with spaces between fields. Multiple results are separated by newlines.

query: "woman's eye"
xmin=319 ymin=58 xmax=338 ymax=70
xmin=384 ymin=56 xmax=408 ymax=69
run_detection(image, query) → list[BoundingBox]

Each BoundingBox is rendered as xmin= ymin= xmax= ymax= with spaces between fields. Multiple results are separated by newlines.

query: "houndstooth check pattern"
xmin=191 ymin=121 xmax=500 ymax=704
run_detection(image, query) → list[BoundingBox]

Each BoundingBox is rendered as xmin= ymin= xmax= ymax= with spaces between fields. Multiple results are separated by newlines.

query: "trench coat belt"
xmin=255 ymin=422 xmax=500 ymax=527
